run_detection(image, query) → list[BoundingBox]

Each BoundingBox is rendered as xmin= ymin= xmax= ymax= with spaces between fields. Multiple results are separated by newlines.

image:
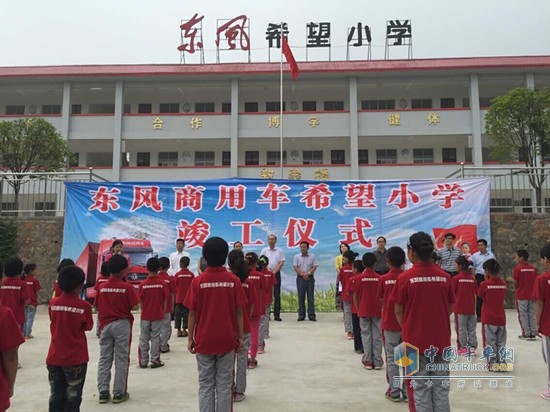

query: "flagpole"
xmin=279 ymin=29 xmax=284 ymax=180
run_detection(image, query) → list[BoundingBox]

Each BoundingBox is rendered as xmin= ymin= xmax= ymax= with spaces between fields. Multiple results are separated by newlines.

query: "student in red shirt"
xmin=0 ymin=258 xmax=29 ymax=331
xmin=46 ymin=265 xmax=93 ymax=412
xmin=338 ymin=250 xmax=356 ymax=339
xmin=453 ymin=256 xmax=478 ymax=355
xmin=513 ymin=249 xmax=538 ymax=340
xmin=185 ymin=237 xmax=246 ymax=412
xmin=478 ymin=258 xmax=507 ymax=371
xmin=157 ymin=257 xmax=175 ymax=353
xmin=258 ymin=255 xmax=275 ymax=353
xmin=392 ymin=231 xmax=454 ymax=412
xmin=377 ymin=246 xmax=406 ymax=403
xmin=0 ymin=261 xmax=25 ymax=412
xmin=174 ymin=256 xmax=195 ymax=338
xmin=22 ymin=263 xmax=42 ymax=339
xmin=353 ymin=253 xmax=383 ymax=370
xmin=534 ymin=244 xmax=550 ymax=400
xmin=94 ymin=255 xmax=140 ymax=404
xmin=52 ymin=258 xmax=75 ymax=298
xmin=138 ymin=257 xmax=169 ymax=369
xmin=244 ymin=252 xmax=265 ymax=369
xmin=93 ymin=262 xmax=111 ymax=337
xmin=349 ymin=260 xmax=364 ymax=354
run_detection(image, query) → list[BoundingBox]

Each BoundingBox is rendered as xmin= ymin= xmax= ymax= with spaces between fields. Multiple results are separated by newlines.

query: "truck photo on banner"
xmin=63 ymin=177 xmax=491 ymax=311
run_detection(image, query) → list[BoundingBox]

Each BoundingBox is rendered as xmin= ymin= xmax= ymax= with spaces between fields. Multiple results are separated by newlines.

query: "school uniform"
xmin=513 ymin=262 xmax=538 ymax=338
xmin=0 ymin=304 xmax=25 ymax=412
xmin=391 ymin=262 xmax=454 ymax=412
xmin=348 ymin=275 xmax=363 ymax=352
xmin=338 ymin=263 xmax=354 ymax=334
xmin=235 ymin=279 xmax=257 ymax=395
xmin=23 ymin=274 xmax=42 ymax=337
xmin=452 ymin=270 xmax=478 ymax=349
xmin=93 ymin=275 xmax=110 ymax=336
xmin=355 ymin=268 xmax=383 ymax=368
xmin=157 ymin=271 xmax=176 ymax=352
xmin=533 ymin=271 xmax=550 ymax=391
xmin=184 ymin=267 xmax=246 ymax=412
xmin=246 ymin=269 xmax=265 ymax=360
xmin=47 ymin=291 xmax=94 ymax=411
xmin=174 ymin=268 xmax=195 ymax=331
xmin=0 ymin=276 xmax=30 ymax=328
xmin=94 ymin=277 xmax=140 ymax=396
xmin=259 ymin=268 xmax=276 ymax=350
xmin=138 ymin=275 xmax=170 ymax=367
xmin=478 ymin=277 xmax=508 ymax=366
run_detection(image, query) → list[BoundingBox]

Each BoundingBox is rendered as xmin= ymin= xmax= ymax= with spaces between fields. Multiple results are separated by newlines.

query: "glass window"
xmin=71 ymin=104 xmax=82 ymax=114
xmin=245 ymin=151 xmax=259 ymax=165
xmin=323 ymin=101 xmax=344 ymax=111
xmin=358 ymin=149 xmax=369 ymax=165
xmin=138 ymin=103 xmax=152 ymax=114
xmin=411 ymin=99 xmax=432 ymax=109
xmin=158 ymin=152 xmax=178 ymax=167
xmin=442 ymin=148 xmax=457 ymax=163
xmin=302 ymin=101 xmax=317 ymax=111
xmin=222 ymin=151 xmax=231 ymax=165
xmin=303 ymin=150 xmax=323 ymax=165
xmin=41 ymin=105 xmax=61 ymax=115
xmin=440 ymin=98 xmax=455 ymax=109
xmin=5 ymin=105 xmax=24 ymax=115
xmin=159 ymin=103 xmax=180 ymax=113
xmin=462 ymin=97 xmax=470 ymax=108
xmin=376 ymin=149 xmax=397 ymax=164
xmin=413 ymin=148 xmax=434 ymax=163
xmin=331 ymin=150 xmax=345 ymax=165
xmin=137 ymin=152 xmax=150 ymax=167
xmin=244 ymin=102 xmax=258 ymax=112
xmin=89 ymin=104 xmax=115 ymax=114
xmin=221 ymin=103 xmax=231 ymax=113
xmin=195 ymin=151 xmax=215 ymax=166
xmin=266 ymin=151 xmax=287 ymax=165
xmin=265 ymin=102 xmax=286 ymax=112
xmin=195 ymin=103 xmax=215 ymax=113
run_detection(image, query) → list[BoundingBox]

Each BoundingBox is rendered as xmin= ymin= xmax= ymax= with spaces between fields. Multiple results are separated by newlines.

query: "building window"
xmin=41 ymin=105 xmax=61 ymax=115
xmin=34 ymin=202 xmax=56 ymax=217
xmin=195 ymin=151 xmax=215 ymax=166
xmin=266 ymin=151 xmax=287 ymax=165
xmin=195 ymin=102 xmax=215 ymax=113
xmin=265 ymin=102 xmax=286 ymax=112
xmin=303 ymin=150 xmax=323 ymax=165
xmin=361 ymin=100 xmax=395 ymax=110
xmin=358 ymin=149 xmax=369 ymax=165
xmin=462 ymin=97 xmax=470 ymax=108
xmin=138 ymin=103 xmax=152 ymax=114
xmin=222 ymin=151 xmax=231 ymax=165
xmin=464 ymin=148 xmax=473 ymax=163
xmin=331 ymin=150 xmax=345 ymax=165
xmin=222 ymin=103 xmax=231 ymax=113
xmin=5 ymin=105 xmax=24 ymax=115
xmin=69 ymin=153 xmax=79 ymax=168
xmin=159 ymin=103 xmax=180 ymax=113
xmin=137 ymin=152 xmax=150 ymax=167
xmin=244 ymin=102 xmax=258 ymax=113
xmin=440 ymin=98 xmax=455 ymax=109
xmin=323 ymin=101 xmax=344 ymax=111
xmin=376 ymin=149 xmax=397 ymax=164
xmin=121 ymin=152 xmax=130 ymax=167
xmin=1 ymin=202 xmax=16 ymax=211
xmin=71 ymin=104 xmax=82 ymax=114
xmin=158 ymin=152 xmax=178 ymax=167
xmin=413 ymin=148 xmax=434 ymax=163
xmin=482 ymin=147 xmax=498 ymax=162
xmin=302 ymin=101 xmax=317 ymax=111
xmin=479 ymin=97 xmax=495 ymax=108
xmin=411 ymin=99 xmax=432 ymax=109
xmin=245 ymin=151 xmax=259 ymax=165
xmin=442 ymin=148 xmax=457 ymax=163
xmin=86 ymin=152 xmax=113 ymax=167
xmin=89 ymin=104 xmax=115 ymax=114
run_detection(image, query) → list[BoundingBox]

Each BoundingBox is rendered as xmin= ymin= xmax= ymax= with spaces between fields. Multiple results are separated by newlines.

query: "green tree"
xmin=0 ymin=118 xmax=70 ymax=211
xmin=485 ymin=87 xmax=550 ymax=211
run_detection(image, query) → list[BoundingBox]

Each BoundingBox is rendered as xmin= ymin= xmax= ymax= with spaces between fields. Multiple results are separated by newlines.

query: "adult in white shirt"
xmin=168 ymin=238 xmax=190 ymax=276
xmin=260 ymin=234 xmax=285 ymax=321
xmin=470 ymin=238 xmax=496 ymax=321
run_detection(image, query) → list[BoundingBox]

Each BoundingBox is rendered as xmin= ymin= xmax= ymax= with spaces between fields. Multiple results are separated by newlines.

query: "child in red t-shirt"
xmin=244 ymin=252 xmax=265 ymax=369
xmin=478 ymin=258 xmax=507 ymax=370
xmin=93 ymin=261 xmax=111 ymax=337
xmin=0 ymin=258 xmax=29 ymax=333
xmin=534 ymin=244 xmax=550 ymax=400
xmin=157 ymin=257 xmax=175 ymax=353
xmin=138 ymin=257 xmax=170 ymax=370
xmin=22 ymin=263 xmax=42 ymax=339
xmin=350 ymin=260 xmax=364 ymax=354
xmin=338 ymin=251 xmax=356 ymax=339
xmin=354 ymin=253 xmax=382 ymax=370
xmin=46 ymin=265 xmax=93 ymax=411
xmin=453 ymin=256 xmax=478 ymax=355
xmin=52 ymin=258 xmax=75 ymax=298
xmin=258 ymin=255 xmax=275 ymax=353
xmin=513 ymin=249 xmax=538 ymax=340
xmin=174 ymin=256 xmax=195 ymax=338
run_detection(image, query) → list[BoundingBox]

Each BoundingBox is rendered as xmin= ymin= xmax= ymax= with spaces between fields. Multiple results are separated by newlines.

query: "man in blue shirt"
xmin=293 ymin=241 xmax=318 ymax=322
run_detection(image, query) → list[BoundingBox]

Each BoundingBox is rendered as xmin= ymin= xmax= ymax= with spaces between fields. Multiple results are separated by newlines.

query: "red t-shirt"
xmin=46 ymin=292 xmax=93 ymax=366
xmin=0 ymin=304 xmax=25 ymax=411
xmin=184 ymin=267 xmax=246 ymax=355
xmin=174 ymin=269 xmax=195 ymax=304
xmin=349 ymin=275 xmax=359 ymax=314
xmin=452 ymin=271 xmax=477 ymax=315
xmin=391 ymin=262 xmax=454 ymax=353
xmin=24 ymin=275 xmax=42 ymax=306
xmin=338 ymin=264 xmax=354 ymax=302
xmin=139 ymin=276 xmax=170 ymax=322
xmin=261 ymin=268 xmax=276 ymax=306
xmin=94 ymin=275 xmax=110 ymax=291
xmin=513 ymin=262 xmax=538 ymax=300
xmin=355 ymin=269 xmax=381 ymax=318
xmin=53 ymin=280 xmax=61 ymax=298
xmin=246 ymin=269 xmax=265 ymax=317
xmin=94 ymin=277 xmax=139 ymax=332
xmin=0 ymin=277 xmax=30 ymax=325
xmin=478 ymin=277 xmax=507 ymax=326
xmin=241 ymin=280 xmax=254 ymax=334
xmin=377 ymin=268 xmax=403 ymax=331
xmin=157 ymin=271 xmax=175 ymax=313
xmin=533 ymin=271 xmax=550 ymax=335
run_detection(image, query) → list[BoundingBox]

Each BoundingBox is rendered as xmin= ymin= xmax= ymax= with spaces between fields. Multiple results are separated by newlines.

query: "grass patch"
xmin=280 ymin=284 xmax=339 ymax=312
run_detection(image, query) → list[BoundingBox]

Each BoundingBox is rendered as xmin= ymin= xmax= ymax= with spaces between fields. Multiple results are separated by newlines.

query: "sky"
xmin=0 ymin=0 xmax=549 ymax=66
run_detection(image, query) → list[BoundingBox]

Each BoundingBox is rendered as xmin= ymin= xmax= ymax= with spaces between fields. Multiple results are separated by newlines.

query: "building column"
xmin=349 ymin=77 xmax=359 ymax=179
xmin=112 ymin=81 xmax=124 ymax=181
xmin=230 ymin=79 xmax=239 ymax=177
xmin=526 ymin=72 xmax=535 ymax=89
xmin=469 ymin=74 xmax=483 ymax=167
xmin=60 ymin=82 xmax=71 ymax=140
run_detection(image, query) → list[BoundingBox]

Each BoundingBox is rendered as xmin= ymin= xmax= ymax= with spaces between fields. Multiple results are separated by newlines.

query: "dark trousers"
xmin=47 ymin=363 xmax=87 ymax=412
xmin=476 ymin=273 xmax=484 ymax=318
xmin=296 ymin=276 xmax=315 ymax=318
xmin=174 ymin=303 xmax=189 ymax=330
xmin=273 ymin=271 xmax=281 ymax=317
xmin=352 ymin=313 xmax=363 ymax=352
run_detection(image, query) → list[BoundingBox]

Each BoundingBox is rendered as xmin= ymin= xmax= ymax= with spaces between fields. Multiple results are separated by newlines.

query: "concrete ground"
xmin=10 ymin=307 xmax=550 ymax=411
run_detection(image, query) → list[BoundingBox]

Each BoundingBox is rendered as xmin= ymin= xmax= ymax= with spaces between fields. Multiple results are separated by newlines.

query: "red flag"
xmin=282 ymin=36 xmax=300 ymax=80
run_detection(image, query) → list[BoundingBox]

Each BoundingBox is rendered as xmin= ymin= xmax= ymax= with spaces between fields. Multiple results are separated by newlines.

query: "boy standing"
xmin=453 ymin=256 xmax=478 ymax=354
xmin=22 ymin=263 xmax=42 ymax=339
xmin=94 ymin=255 xmax=140 ymax=404
xmin=338 ymin=251 xmax=356 ymax=339
xmin=185 ymin=237 xmax=246 ymax=412
xmin=534 ymin=244 xmax=550 ymax=400
xmin=0 ymin=258 xmax=29 ymax=331
xmin=157 ymin=257 xmax=175 ymax=353
xmin=174 ymin=256 xmax=195 ymax=338
xmin=46 ymin=265 xmax=93 ymax=411
xmin=513 ymin=249 xmax=538 ymax=340
xmin=138 ymin=257 xmax=170 ymax=369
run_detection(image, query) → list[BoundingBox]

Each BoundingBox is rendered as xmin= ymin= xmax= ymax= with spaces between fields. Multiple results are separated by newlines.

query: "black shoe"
xmin=309 ymin=316 xmax=317 ymax=322
xmin=98 ymin=391 xmax=110 ymax=404
xmin=274 ymin=317 xmax=282 ymax=322
xmin=139 ymin=364 xmax=148 ymax=369
xmin=160 ymin=348 xmax=170 ymax=353
xmin=297 ymin=317 xmax=305 ymax=321
xmin=112 ymin=392 xmax=130 ymax=404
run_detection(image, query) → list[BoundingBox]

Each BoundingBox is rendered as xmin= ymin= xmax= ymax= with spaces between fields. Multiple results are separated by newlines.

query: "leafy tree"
xmin=485 ymin=87 xmax=550 ymax=211
xmin=0 ymin=118 xmax=70 ymax=210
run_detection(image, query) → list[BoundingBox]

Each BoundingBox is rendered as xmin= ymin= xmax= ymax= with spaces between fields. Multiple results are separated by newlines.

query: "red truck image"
xmin=76 ymin=238 xmax=156 ymax=301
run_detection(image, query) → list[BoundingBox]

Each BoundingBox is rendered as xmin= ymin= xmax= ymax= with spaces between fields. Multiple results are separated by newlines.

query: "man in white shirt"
xmin=260 ymin=234 xmax=285 ymax=321
xmin=168 ymin=238 xmax=190 ymax=276
xmin=470 ymin=238 xmax=496 ymax=321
